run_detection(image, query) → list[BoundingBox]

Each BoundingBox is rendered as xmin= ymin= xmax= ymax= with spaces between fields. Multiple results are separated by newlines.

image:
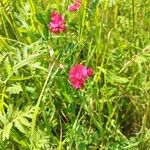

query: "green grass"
xmin=0 ymin=0 xmax=150 ymax=149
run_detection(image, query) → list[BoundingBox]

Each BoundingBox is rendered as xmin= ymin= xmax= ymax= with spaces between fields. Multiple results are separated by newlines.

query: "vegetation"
xmin=0 ymin=0 xmax=150 ymax=149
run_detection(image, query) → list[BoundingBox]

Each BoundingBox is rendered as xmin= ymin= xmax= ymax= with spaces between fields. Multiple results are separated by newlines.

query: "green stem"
xmin=30 ymin=63 xmax=55 ymax=149
xmin=132 ymin=0 xmax=135 ymax=37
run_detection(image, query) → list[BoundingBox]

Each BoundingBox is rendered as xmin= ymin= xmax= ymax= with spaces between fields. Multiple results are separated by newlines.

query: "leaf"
xmin=91 ymin=0 xmax=101 ymax=9
xmin=6 ymin=83 xmax=23 ymax=95
xmin=43 ymin=26 xmax=49 ymax=39
xmin=63 ymin=91 xmax=73 ymax=103
xmin=78 ymin=142 xmax=86 ymax=150
xmin=108 ymin=72 xmax=129 ymax=84
xmin=36 ymin=14 xmax=45 ymax=25
xmin=20 ymin=117 xmax=31 ymax=127
xmin=36 ymin=9 xmax=50 ymax=26
xmin=0 ymin=112 xmax=7 ymax=124
xmin=44 ymin=9 xmax=51 ymax=24
xmin=14 ymin=120 xmax=26 ymax=134
xmin=10 ymin=76 xmax=33 ymax=81
xmin=25 ymin=86 xmax=35 ymax=93
xmin=0 ymin=53 xmax=8 ymax=66
xmin=5 ymin=52 xmax=45 ymax=82
xmin=2 ymin=122 xmax=13 ymax=140
xmin=30 ymin=62 xmax=48 ymax=72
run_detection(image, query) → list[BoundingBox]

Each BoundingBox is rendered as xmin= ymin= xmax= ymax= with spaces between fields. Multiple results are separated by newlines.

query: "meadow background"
xmin=0 ymin=0 xmax=150 ymax=149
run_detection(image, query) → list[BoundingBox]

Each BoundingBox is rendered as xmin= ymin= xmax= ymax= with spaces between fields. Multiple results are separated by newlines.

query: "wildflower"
xmin=68 ymin=0 xmax=81 ymax=12
xmin=48 ymin=11 xmax=66 ymax=33
xmin=69 ymin=64 xmax=93 ymax=89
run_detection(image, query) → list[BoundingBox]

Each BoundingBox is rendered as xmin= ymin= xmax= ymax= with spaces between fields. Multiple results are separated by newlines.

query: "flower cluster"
xmin=68 ymin=0 xmax=81 ymax=12
xmin=48 ymin=11 xmax=66 ymax=34
xmin=69 ymin=64 xmax=93 ymax=89
xmin=48 ymin=0 xmax=81 ymax=34
xmin=48 ymin=1 xmax=94 ymax=89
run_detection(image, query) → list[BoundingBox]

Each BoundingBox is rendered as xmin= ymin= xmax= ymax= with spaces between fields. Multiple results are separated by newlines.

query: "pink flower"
xmin=48 ymin=11 xmax=66 ymax=33
xmin=69 ymin=64 xmax=93 ymax=89
xmin=68 ymin=0 xmax=81 ymax=12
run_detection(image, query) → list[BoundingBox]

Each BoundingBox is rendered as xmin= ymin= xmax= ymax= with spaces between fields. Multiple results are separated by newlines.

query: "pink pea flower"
xmin=69 ymin=64 xmax=93 ymax=89
xmin=68 ymin=0 xmax=81 ymax=12
xmin=48 ymin=11 xmax=66 ymax=33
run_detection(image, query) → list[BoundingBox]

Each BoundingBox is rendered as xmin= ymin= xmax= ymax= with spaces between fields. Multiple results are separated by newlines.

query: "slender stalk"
xmin=132 ymin=0 xmax=135 ymax=37
xmin=30 ymin=63 xmax=55 ymax=149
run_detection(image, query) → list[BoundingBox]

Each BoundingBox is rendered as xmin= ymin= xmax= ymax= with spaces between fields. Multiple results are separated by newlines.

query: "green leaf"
xmin=20 ymin=117 xmax=31 ymax=127
xmin=5 ymin=52 xmax=45 ymax=82
xmin=77 ymin=142 xmax=86 ymax=150
xmin=36 ymin=14 xmax=45 ymax=25
xmin=0 ymin=112 xmax=7 ymax=124
xmin=44 ymin=9 xmax=51 ymax=24
xmin=14 ymin=120 xmax=26 ymax=134
xmin=63 ymin=91 xmax=73 ymax=103
xmin=36 ymin=9 xmax=50 ymax=26
xmin=3 ymin=122 xmax=13 ymax=140
xmin=108 ymin=72 xmax=129 ymax=84
xmin=43 ymin=26 xmax=49 ymax=39
xmin=6 ymin=83 xmax=23 ymax=95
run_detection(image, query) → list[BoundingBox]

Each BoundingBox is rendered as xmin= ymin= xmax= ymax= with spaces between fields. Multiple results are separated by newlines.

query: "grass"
xmin=0 ymin=0 xmax=150 ymax=149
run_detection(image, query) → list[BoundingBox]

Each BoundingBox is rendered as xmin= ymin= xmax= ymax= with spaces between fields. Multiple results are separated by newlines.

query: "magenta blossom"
xmin=48 ymin=11 xmax=66 ymax=33
xmin=68 ymin=0 xmax=81 ymax=12
xmin=69 ymin=64 xmax=93 ymax=89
